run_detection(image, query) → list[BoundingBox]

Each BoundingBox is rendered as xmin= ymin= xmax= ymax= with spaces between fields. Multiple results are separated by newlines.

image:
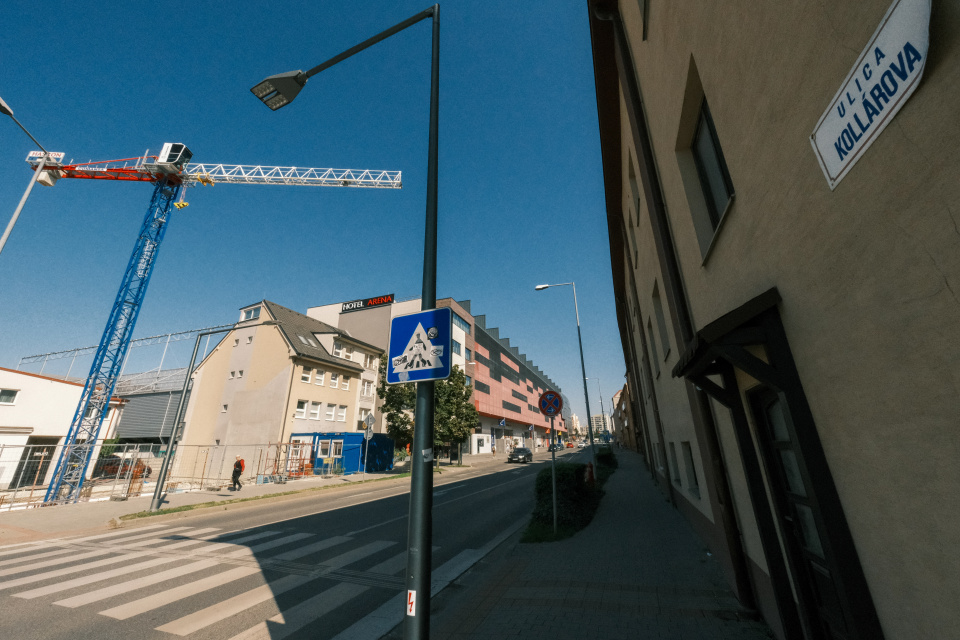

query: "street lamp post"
xmin=0 ymin=95 xmax=58 ymax=259
xmin=587 ymin=377 xmax=608 ymax=443
xmin=250 ymin=7 xmax=440 ymax=638
xmin=535 ymin=282 xmax=597 ymax=468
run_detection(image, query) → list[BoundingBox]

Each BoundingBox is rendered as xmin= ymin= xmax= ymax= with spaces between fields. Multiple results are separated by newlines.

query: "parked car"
xmin=547 ymin=444 xmax=562 ymax=452
xmin=577 ymin=441 xmax=586 ymax=448
xmin=566 ymin=442 xmax=575 ymax=448
xmin=92 ymin=455 xmax=152 ymax=479
xmin=507 ymin=447 xmax=533 ymax=463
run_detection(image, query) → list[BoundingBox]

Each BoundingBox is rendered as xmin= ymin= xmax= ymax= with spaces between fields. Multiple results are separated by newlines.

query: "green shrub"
xmin=530 ymin=462 xmax=603 ymax=531
xmin=595 ymin=447 xmax=618 ymax=485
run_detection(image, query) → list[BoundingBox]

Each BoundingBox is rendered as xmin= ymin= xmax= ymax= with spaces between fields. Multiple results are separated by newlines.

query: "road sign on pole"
xmin=387 ymin=307 xmax=452 ymax=384
xmin=538 ymin=390 xmax=563 ymax=416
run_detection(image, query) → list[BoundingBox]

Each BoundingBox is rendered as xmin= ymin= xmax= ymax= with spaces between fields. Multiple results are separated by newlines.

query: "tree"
xmin=433 ymin=365 xmax=479 ymax=457
xmin=377 ymin=358 xmax=416 ymax=447
xmin=377 ymin=361 xmax=479 ymax=456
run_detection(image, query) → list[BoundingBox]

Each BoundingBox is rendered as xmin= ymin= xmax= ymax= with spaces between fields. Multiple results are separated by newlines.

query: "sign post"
xmin=538 ymin=391 xmax=563 ymax=534
xmin=362 ymin=413 xmax=375 ymax=480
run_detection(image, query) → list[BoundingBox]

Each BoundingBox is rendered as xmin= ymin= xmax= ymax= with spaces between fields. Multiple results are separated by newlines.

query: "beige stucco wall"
xmin=616 ymin=1 xmax=960 ymax=636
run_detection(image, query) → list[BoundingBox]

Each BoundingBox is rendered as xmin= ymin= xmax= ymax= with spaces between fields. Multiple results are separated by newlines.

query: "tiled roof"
xmin=261 ymin=301 xmax=368 ymax=373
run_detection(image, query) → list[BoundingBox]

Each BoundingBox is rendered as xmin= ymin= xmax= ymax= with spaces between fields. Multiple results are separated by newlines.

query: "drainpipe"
xmin=592 ymin=2 xmax=755 ymax=609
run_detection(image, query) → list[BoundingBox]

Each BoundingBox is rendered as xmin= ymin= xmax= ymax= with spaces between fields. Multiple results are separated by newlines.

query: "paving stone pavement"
xmin=424 ymin=449 xmax=776 ymax=640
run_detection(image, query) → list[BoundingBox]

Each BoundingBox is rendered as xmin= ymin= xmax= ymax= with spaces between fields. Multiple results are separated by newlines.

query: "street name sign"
xmin=539 ymin=390 xmax=563 ymax=416
xmin=387 ymin=307 xmax=452 ymax=384
xmin=810 ymin=0 xmax=931 ymax=189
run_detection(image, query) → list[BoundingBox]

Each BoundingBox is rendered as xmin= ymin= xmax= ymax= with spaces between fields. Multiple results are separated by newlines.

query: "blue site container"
xmin=290 ymin=432 xmax=394 ymax=475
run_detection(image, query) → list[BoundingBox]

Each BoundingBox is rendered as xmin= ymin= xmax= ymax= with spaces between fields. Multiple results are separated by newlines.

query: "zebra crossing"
xmin=0 ymin=524 xmax=413 ymax=639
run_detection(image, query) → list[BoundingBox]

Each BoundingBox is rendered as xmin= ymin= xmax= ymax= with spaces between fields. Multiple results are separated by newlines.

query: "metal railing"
xmin=0 ymin=440 xmax=340 ymax=511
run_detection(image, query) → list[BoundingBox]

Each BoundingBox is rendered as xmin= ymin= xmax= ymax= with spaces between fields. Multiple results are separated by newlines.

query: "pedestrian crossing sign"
xmin=387 ymin=307 xmax=452 ymax=384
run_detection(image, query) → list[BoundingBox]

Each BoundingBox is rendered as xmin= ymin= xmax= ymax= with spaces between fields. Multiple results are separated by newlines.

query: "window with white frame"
xmin=325 ymin=403 xmax=336 ymax=421
xmin=221 ymin=404 xmax=228 ymax=413
xmin=359 ymin=408 xmax=371 ymax=424
xmin=295 ymin=400 xmax=307 ymax=419
xmin=344 ymin=345 xmax=354 ymax=360
xmin=332 ymin=440 xmax=344 ymax=456
xmin=337 ymin=405 xmax=347 ymax=422
xmin=247 ymin=336 xmax=253 ymax=344
xmin=363 ymin=354 xmax=377 ymax=369
xmin=333 ymin=342 xmax=343 ymax=357
xmin=314 ymin=369 xmax=325 ymax=385
xmin=301 ymin=367 xmax=312 ymax=383
xmin=330 ymin=373 xmax=339 ymax=389
xmin=229 ymin=371 xmax=236 ymax=379
xmin=341 ymin=376 xmax=350 ymax=391
xmin=309 ymin=401 xmax=321 ymax=420
xmin=234 ymin=338 xmax=239 ymax=347
xmin=238 ymin=370 xmax=244 ymax=378
xmin=241 ymin=307 xmax=261 ymax=321
xmin=362 ymin=380 xmax=374 ymax=396
xmin=318 ymin=441 xmax=330 ymax=457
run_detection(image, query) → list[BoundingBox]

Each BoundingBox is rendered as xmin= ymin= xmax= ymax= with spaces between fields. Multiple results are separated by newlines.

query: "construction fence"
xmin=0 ymin=439 xmax=345 ymax=512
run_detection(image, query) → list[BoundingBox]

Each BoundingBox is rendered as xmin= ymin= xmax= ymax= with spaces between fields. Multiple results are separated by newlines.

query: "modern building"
xmin=180 ymin=300 xmax=384 ymax=477
xmin=0 ymin=367 xmax=124 ymax=490
xmin=308 ymin=295 xmax=568 ymax=454
xmin=589 ymin=413 xmax=610 ymax=437
xmin=588 ymin=1 xmax=957 ymax=639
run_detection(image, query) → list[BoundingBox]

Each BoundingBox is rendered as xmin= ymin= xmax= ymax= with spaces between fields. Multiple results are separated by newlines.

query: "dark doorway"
xmin=9 ymin=436 xmax=61 ymax=489
xmin=749 ymin=387 xmax=848 ymax=640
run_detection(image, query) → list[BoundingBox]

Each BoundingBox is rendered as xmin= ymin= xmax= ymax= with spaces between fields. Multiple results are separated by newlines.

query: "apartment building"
xmin=588 ymin=1 xmax=956 ymax=638
xmin=181 ymin=300 xmax=382 ymax=450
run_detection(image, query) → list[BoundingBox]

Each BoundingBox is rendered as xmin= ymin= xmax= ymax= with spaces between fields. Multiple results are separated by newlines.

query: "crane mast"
xmin=37 ymin=143 xmax=400 ymax=504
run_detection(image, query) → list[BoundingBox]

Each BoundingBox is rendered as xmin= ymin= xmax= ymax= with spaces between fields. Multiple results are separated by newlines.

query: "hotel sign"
xmin=810 ymin=0 xmax=931 ymax=190
xmin=341 ymin=293 xmax=395 ymax=314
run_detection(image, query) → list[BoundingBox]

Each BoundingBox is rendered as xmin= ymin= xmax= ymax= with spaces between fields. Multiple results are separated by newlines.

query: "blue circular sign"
xmin=538 ymin=391 xmax=563 ymax=416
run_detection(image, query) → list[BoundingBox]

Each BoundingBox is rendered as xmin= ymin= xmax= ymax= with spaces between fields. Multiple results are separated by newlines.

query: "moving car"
xmin=507 ymin=447 xmax=533 ymax=463
xmin=566 ymin=442 xmax=575 ymax=448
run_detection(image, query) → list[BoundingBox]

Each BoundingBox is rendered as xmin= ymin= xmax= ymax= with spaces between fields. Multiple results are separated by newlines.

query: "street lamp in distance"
xmin=534 ymin=281 xmax=597 ymax=467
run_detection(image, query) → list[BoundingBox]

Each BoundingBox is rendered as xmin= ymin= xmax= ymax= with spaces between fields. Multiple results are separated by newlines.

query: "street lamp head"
xmin=251 ymin=70 xmax=307 ymax=111
xmin=0 ymin=95 xmax=13 ymax=117
xmin=534 ymin=284 xmax=550 ymax=291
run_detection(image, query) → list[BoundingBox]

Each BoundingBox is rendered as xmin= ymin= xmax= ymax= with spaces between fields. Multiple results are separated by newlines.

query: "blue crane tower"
xmin=29 ymin=144 xmax=402 ymax=504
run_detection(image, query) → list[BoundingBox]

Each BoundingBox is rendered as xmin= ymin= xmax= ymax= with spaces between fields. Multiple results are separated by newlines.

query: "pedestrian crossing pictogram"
xmin=387 ymin=307 xmax=453 ymax=384
xmin=393 ymin=322 xmax=444 ymax=371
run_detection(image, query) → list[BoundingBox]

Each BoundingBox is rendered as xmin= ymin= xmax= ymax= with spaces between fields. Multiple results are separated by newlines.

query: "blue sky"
xmin=0 ymin=1 xmax=625 ymax=422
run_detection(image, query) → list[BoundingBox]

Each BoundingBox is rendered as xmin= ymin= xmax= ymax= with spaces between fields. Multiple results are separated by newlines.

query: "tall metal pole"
xmin=550 ymin=415 xmax=558 ymax=533
xmin=1 ymin=98 xmax=51 ymax=259
xmin=404 ymin=6 xmax=439 ymax=640
xmin=569 ymin=283 xmax=598 ymax=468
xmin=0 ymin=154 xmax=47 ymax=258
xmin=150 ymin=327 xmax=231 ymax=511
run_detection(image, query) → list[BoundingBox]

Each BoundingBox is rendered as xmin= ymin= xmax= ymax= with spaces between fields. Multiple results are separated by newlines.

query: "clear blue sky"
xmin=0 ymin=1 xmax=625 ymax=422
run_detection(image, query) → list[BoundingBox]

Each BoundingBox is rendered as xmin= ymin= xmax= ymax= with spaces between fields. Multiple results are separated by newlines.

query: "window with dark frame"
xmin=691 ymin=100 xmax=735 ymax=229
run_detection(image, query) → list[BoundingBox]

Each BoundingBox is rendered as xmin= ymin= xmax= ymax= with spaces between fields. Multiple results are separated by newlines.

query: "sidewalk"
xmin=423 ymin=449 xmax=775 ymax=640
xmin=0 ymin=453 xmax=501 ymax=545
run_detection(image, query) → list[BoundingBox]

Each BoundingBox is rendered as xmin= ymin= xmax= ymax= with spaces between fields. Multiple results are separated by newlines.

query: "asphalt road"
xmin=0 ymin=451 xmax=578 ymax=640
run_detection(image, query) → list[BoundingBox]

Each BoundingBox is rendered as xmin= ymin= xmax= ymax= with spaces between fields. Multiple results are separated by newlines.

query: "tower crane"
xmin=29 ymin=143 xmax=402 ymax=504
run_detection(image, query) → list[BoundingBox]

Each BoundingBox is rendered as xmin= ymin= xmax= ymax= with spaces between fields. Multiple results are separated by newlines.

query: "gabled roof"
xmin=261 ymin=301 xmax=369 ymax=372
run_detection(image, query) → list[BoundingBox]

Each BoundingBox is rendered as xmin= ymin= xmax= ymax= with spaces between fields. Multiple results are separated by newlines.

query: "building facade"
xmin=308 ymin=295 xmax=568 ymax=454
xmin=588 ymin=1 xmax=958 ymax=639
xmin=181 ymin=301 xmax=383 ymax=454
xmin=0 ymin=367 xmax=124 ymax=490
